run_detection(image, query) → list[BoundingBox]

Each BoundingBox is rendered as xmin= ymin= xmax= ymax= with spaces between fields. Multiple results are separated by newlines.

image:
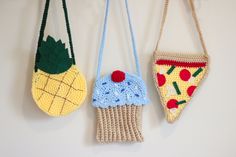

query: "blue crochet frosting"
xmin=92 ymin=71 xmax=149 ymax=108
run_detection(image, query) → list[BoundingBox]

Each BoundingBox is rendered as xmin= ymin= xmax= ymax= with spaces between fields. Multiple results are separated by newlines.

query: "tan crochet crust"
xmin=96 ymin=105 xmax=143 ymax=143
xmin=154 ymin=51 xmax=208 ymax=62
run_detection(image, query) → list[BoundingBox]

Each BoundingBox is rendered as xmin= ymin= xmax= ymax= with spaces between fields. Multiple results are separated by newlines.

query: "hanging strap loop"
xmin=154 ymin=0 xmax=208 ymax=56
xmin=35 ymin=0 xmax=75 ymax=71
xmin=96 ymin=0 xmax=141 ymax=79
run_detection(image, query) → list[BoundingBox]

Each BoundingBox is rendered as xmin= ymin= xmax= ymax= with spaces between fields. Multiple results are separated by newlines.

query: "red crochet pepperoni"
xmin=167 ymin=99 xmax=178 ymax=109
xmin=187 ymin=86 xmax=196 ymax=96
xmin=111 ymin=70 xmax=125 ymax=82
xmin=179 ymin=69 xmax=191 ymax=81
xmin=157 ymin=73 xmax=166 ymax=87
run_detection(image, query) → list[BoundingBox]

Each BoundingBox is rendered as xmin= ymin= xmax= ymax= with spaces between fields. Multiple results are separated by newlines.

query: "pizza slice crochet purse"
xmin=92 ymin=0 xmax=149 ymax=143
xmin=152 ymin=0 xmax=209 ymax=123
xmin=32 ymin=0 xmax=87 ymax=116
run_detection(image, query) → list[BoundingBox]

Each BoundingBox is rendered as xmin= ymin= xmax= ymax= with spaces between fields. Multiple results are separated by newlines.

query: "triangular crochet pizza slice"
xmin=153 ymin=54 xmax=208 ymax=123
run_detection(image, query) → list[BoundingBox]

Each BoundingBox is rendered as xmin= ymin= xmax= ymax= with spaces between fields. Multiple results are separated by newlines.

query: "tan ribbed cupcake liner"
xmin=96 ymin=105 xmax=143 ymax=143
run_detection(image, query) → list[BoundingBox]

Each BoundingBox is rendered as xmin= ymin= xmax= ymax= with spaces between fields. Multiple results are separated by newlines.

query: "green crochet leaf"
xmin=36 ymin=35 xmax=73 ymax=74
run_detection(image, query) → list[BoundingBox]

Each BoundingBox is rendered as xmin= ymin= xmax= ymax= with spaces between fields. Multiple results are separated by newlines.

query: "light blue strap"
xmin=96 ymin=0 xmax=142 ymax=80
xmin=124 ymin=0 xmax=141 ymax=77
xmin=96 ymin=0 xmax=109 ymax=79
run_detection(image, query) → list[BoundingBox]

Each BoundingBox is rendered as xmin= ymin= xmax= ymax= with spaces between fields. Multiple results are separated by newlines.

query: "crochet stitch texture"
xmin=92 ymin=72 xmax=149 ymax=108
xmin=32 ymin=0 xmax=87 ymax=116
xmin=152 ymin=0 xmax=209 ymax=123
xmin=92 ymin=0 xmax=149 ymax=143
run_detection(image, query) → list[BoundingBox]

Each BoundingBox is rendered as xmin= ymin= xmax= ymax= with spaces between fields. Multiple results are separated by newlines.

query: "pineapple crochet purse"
xmin=32 ymin=0 xmax=87 ymax=116
xmin=152 ymin=0 xmax=209 ymax=123
xmin=92 ymin=0 xmax=149 ymax=143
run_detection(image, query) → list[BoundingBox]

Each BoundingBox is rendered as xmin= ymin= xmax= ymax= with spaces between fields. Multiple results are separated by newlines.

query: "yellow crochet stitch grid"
xmin=32 ymin=65 xmax=87 ymax=116
xmin=153 ymin=63 xmax=207 ymax=123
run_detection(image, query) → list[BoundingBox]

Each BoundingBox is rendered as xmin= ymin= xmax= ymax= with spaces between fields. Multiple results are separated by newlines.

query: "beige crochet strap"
xmin=154 ymin=0 xmax=208 ymax=56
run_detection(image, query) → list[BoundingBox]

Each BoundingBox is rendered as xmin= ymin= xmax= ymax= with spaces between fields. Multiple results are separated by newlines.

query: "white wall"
xmin=0 ymin=0 xmax=236 ymax=157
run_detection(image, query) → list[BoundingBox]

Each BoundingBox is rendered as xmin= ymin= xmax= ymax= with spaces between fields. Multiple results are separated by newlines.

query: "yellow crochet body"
xmin=32 ymin=65 xmax=87 ymax=116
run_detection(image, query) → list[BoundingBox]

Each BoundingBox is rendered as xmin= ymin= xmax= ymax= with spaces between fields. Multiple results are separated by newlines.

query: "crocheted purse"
xmin=32 ymin=0 xmax=87 ymax=117
xmin=92 ymin=0 xmax=149 ymax=143
xmin=152 ymin=0 xmax=209 ymax=123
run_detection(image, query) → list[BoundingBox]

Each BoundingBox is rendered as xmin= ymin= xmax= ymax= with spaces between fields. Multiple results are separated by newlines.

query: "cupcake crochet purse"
xmin=152 ymin=0 xmax=209 ymax=123
xmin=92 ymin=0 xmax=149 ymax=143
xmin=32 ymin=0 xmax=87 ymax=116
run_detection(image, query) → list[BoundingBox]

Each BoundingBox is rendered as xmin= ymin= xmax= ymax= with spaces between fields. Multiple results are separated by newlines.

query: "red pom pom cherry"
xmin=111 ymin=70 xmax=126 ymax=83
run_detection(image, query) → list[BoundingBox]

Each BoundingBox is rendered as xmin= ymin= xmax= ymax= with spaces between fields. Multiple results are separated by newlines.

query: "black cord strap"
xmin=62 ymin=0 xmax=75 ymax=64
xmin=35 ymin=0 xmax=75 ymax=71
